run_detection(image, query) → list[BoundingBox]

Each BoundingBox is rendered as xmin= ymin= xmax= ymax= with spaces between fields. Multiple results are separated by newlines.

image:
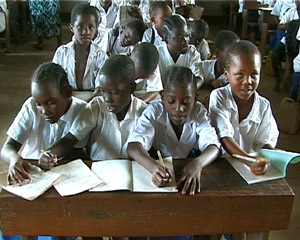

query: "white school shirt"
xmin=133 ymin=66 xmax=163 ymax=99
xmin=272 ymin=0 xmax=295 ymax=20
xmin=142 ymin=26 xmax=164 ymax=47
xmin=129 ymin=100 xmax=221 ymax=159
xmin=209 ymin=85 xmax=279 ymax=154
xmin=0 ymin=0 xmax=7 ymax=32
xmin=52 ymin=39 xmax=107 ymax=90
xmin=198 ymin=59 xmax=227 ymax=84
xmin=7 ymin=97 xmax=87 ymax=159
xmin=279 ymin=6 xmax=300 ymax=24
xmin=157 ymin=43 xmax=203 ymax=86
xmin=293 ymin=25 xmax=300 ymax=72
xmin=70 ymin=95 xmax=147 ymax=160
xmin=99 ymin=28 xmax=135 ymax=56
xmin=196 ymin=39 xmax=210 ymax=61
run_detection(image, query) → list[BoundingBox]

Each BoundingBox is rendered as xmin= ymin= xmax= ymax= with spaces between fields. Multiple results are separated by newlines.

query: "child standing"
xmin=209 ymin=40 xmax=279 ymax=175
xmin=40 ymin=55 xmax=147 ymax=162
xmin=189 ymin=19 xmax=211 ymax=61
xmin=127 ymin=66 xmax=220 ymax=195
xmin=52 ymin=3 xmax=107 ymax=97
xmin=157 ymin=14 xmax=204 ymax=88
xmin=142 ymin=1 xmax=173 ymax=47
xmin=100 ymin=18 xmax=147 ymax=56
xmin=131 ymin=42 xmax=163 ymax=103
xmin=1 ymin=62 xmax=87 ymax=184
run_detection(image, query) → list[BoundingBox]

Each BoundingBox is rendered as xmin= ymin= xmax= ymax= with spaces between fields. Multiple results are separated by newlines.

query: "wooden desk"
xmin=0 ymin=159 xmax=294 ymax=238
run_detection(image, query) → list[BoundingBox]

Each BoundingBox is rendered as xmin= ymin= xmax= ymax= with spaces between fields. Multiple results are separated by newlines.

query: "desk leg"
xmin=260 ymin=23 xmax=268 ymax=57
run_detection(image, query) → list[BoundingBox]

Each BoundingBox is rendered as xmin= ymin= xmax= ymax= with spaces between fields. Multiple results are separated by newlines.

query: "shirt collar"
xmin=59 ymin=97 xmax=76 ymax=123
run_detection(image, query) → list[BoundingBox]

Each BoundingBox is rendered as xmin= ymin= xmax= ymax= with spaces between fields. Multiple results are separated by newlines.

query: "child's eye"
xmin=111 ymin=91 xmax=119 ymax=95
xmin=251 ymin=74 xmax=259 ymax=80
xmin=47 ymin=101 xmax=55 ymax=105
xmin=235 ymin=73 xmax=243 ymax=79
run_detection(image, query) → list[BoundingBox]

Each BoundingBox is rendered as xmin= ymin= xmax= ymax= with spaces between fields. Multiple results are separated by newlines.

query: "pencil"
xmin=157 ymin=150 xmax=165 ymax=170
xmin=41 ymin=150 xmax=58 ymax=164
xmin=232 ymin=154 xmax=257 ymax=164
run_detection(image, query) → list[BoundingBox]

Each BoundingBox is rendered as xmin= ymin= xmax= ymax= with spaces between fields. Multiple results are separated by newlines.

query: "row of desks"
xmin=0 ymin=159 xmax=294 ymax=238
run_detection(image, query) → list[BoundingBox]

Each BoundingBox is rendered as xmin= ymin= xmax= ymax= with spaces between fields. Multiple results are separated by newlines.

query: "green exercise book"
xmin=227 ymin=149 xmax=300 ymax=184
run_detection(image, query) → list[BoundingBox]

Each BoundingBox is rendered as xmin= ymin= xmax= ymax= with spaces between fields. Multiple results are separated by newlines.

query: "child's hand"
xmin=211 ymin=79 xmax=225 ymax=89
xmin=176 ymin=159 xmax=202 ymax=195
xmin=8 ymin=158 xmax=31 ymax=185
xmin=249 ymin=157 xmax=270 ymax=175
xmin=151 ymin=164 xmax=172 ymax=187
xmin=39 ymin=151 xmax=58 ymax=170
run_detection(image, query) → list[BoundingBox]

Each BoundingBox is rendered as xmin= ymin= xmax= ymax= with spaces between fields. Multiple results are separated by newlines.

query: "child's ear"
xmin=70 ymin=23 xmax=74 ymax=33
xmin=61 ymin=85 xmax=73 ymax=99
xmin=160 ymin=90 xmax=165 ymax=100
xmin=224 ymin=69 xmax=229 ymax=80
xmin=129 ymin=82 xmax=136 ymax=93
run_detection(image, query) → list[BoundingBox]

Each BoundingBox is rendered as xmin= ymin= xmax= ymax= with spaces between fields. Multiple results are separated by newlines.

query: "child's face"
xmin=151 ymin=6 xmax=172 ymax=30
xmin=189 ymin=27 xmax=205 ymax=47
xmin=99 ymin=75 xmax=135 ymax=115
xmin=225 ymin=53 xmax=261 ymax=102
xmin=162 ymin=82 xmax=196 ymax=126
xmin=31 ymin=81 xmax=71 ymax=124
xmin=120 ymin=27 xmax=141 ymax=47
xmin=70 ymin=14 xmax=97 ymax=45
xmin=166 ymin=24 xmax=188 ymax=54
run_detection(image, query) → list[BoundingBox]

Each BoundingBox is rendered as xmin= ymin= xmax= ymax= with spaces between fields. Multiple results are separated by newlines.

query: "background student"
xmin=131 ymin=42 xmax=163 ymax=103
xmin=127 ymin=66 xmax=220 ymax=196
xmin=52 ymin=3 xmax=107 ymax=100
xmin=1 ymin=62 xmax=87 ymax=183
xmin=40 ymin=55 xmax=147 ymax=163
xmin=142 ymin=1 xmax=173 ymax=47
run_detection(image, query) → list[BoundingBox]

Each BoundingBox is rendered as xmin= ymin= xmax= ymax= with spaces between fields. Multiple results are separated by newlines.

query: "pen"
xmin=41 ymin=150 xmax=59 ymax=164
xmin=232 ymin=154 xmax=257 ymax=164
xmin=157 ymin=150 xmax=165 ymax=170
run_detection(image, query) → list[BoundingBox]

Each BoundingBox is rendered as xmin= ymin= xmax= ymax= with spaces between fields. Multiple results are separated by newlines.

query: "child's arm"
xmin=127 ymin=142 xmax=172 ymax=187
xmin=39 ymin=133 xmax=79 ymax=170
xmin=221 ymin=137 xmax=269 ymax=175
xmin=177 ymin=145 xmax=220 ymax=195
xmin=1 ymin=138 xmax=31 ymax=185
xmin=210 ymin=79 xmax=225 ymax=89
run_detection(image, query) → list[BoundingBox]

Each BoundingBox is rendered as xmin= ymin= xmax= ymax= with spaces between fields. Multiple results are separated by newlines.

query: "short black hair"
xmin=163 ymin=66 xmax=196 ymax=93
xmin=192 ymin=19 xmax=209 ymax=38
xmin=150 ymin=1 xmax=172 ymax=17
xmin=126 ymin=19 xmax=147 ymax=40
xmin=162 ymin=14 xmax=186 ymax=39
xmin=214 ymin=30 xmax=239 ymax=51
xmin=31 ymin=62 xmax=69 ymax=90
xmin=131 ymin=42 xmax=159 ymax=76
xmin=225 ymin=40 xmax=261 ymax=69
xmin=71 ymin=3 xmax=99 ymax=26
xmin=101 ymin=55 xmax=136 ymax=84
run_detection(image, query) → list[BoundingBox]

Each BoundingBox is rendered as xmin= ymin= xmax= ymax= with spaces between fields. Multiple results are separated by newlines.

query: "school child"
xmin=157 ymin=14 xmax=204 ymax=88
xmin=127 ymin=66 xmax=221 ymax=195
xmin=40 ymin=55 xmax=147 ymax=162
xmin=189 ymin=19 xmax=211 ymax=61
xmin=99 ymin=18 xmax=147 ymax=56
xmin=0 ymin=62 xmax=87 ymax=184
xmin=52 ymin=3 xmax=107 ymax=98
xmin=131 ymin=42 xmax=163 ymax=103
xmin=209 ymin=40 xmax=279 ymax=177
xmin=199 ymin=30 xmax=240 ymax=89
xmin=142 ymin=1 xmax=173 ymax=47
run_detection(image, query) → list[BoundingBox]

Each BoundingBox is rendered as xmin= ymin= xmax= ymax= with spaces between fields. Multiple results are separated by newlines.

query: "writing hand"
xmin=249 ymin=157 xmax=269 ymax=175
xmin=151 ymin=164 xmax=172 ymax=187
xmin=39 ymin=150 xmax=58 ymax=170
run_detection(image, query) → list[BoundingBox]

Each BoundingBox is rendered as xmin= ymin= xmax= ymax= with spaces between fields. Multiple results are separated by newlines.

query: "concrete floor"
xmin=0 ymin=21 xmax=299 ymax=239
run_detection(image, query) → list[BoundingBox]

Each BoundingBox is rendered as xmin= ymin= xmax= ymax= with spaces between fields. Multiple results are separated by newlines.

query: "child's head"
xmin=99 ymin=55 xmax=136 ymax=116
xmin=150 ymin=1 xmax=173 ymax=30
xmin=225 ymin=40 xmax=261 ymax=102
xmin=162 ymin=66 xmax=197 ymax=126
xmin=214 ymin=30 xmax=240 ymax=69
xmin=131 ymin=42 xmax=159 ymax=79
xmin=31 ymin=62 xmax=72 ymax=124
xmin=120 ymin=19 xmax=147 ymax=47
xmin=189 ymin=19 xmax=209 ymax=47
xmin=163 ymin=14 xmax=188 ymax=54
xmin=70 ymin=3 xmax=99 ymax=45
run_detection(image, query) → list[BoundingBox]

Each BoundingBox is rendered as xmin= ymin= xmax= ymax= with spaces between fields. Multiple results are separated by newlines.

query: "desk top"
xmin=0 ymin=159 xmax=294 ymax=237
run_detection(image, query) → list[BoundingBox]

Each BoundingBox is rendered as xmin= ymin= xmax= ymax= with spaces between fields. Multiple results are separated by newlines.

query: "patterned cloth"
xmin=28 ymin=0 xmax=61 ymax=38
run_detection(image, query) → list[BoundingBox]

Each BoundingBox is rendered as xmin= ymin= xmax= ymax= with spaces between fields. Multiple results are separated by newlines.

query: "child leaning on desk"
xmin=127 ymin=66 xmax=221 ymax=196
xmin=0 ymin=62 xmax=87 ymax=184
xmin=40 ymin=54 xmax=147 ymax=163
xmin=209 ymin=40 xmax=279 ymax=176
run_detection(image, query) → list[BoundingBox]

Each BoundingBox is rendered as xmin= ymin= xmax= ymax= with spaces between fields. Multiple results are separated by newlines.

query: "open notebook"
xmin=227 ymin=149 xmax=300 ymax=184
xmin=90 ymin=157 xmax=178 ymax=193
xmin=0 ymin=160 xmax=104 ymax=200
